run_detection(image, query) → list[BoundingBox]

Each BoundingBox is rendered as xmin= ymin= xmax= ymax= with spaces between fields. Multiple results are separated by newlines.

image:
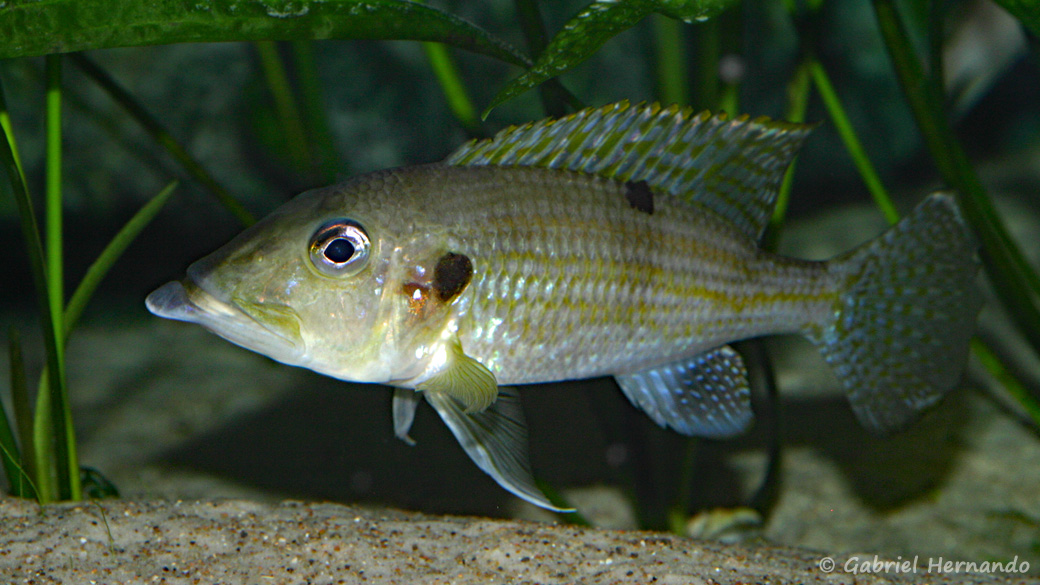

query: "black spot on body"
xmin=625 ymin=180 xmax=654 ymax=214
xmin=433 ymin=252 xmax=473 ymax=302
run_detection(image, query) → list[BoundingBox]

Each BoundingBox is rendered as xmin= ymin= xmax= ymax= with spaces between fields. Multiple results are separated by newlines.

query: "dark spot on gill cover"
xmin=433 ymin=252 xmax=473 ymax=302
xmin=625 ymin=180 xmax=654 ymax=214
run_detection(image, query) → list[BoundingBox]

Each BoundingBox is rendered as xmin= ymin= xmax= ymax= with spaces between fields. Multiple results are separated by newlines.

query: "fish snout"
xmin=145 ymin=280 xmax=198 ymax=322
xmin=145 ymin=277 xmax=305 ymax=365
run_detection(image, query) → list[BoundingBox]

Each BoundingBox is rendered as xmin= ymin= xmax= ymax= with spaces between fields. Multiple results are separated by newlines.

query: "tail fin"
xmin=813 ymin=192 xmax=983 ymax=433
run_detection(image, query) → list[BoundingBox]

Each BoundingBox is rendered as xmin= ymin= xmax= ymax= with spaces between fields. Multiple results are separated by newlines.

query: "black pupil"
xmin=324 ymin=238 xmax=356 ymax=263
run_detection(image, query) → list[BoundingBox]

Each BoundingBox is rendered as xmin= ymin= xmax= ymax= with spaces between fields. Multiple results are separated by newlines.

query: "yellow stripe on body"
xmin=443 ymin=170 xmax=837 ymax=383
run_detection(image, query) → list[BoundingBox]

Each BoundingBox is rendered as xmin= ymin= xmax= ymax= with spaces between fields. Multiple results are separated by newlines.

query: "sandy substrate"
xmin=4 ymin=497 xmax=1030 ymax=584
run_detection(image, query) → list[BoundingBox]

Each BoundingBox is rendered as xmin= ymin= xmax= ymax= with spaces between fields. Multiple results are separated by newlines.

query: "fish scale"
xmin=146 ymin=101 xmax=981 ymax=511
xmin=391 ymin=164 xmax=838 ymax=382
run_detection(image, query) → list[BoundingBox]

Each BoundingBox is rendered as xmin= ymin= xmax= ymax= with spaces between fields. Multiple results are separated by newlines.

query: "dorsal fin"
xmin=446 ymin=101 xmax=813 ymax=240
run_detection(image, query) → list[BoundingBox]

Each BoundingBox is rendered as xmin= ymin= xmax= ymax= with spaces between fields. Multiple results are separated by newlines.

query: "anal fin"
xmin=425 ymin=386 xmax=571 ymax=512
xmin=615 ymin=345 xmax=753 ymax=438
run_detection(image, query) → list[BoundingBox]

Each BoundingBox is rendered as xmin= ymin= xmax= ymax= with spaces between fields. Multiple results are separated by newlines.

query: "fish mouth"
xmin=145 ymin=277 xmax=304 ymax=366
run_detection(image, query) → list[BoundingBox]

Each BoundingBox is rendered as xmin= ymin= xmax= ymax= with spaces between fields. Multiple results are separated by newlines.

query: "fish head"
xmin=146 ymin=175 xmax=459 ymax=385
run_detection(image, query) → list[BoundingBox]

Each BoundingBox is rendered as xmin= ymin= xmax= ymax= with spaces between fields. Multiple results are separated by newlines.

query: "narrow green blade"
xmin=0 ymin=339 xmax=23 ymax=495
xmin=0 ymin=72 xmax=68 ymax=503
xmin=44 ymin=54 xmax=79 ymax=502
xmin=70 ymin=55 xmax=254 ymax=226
xmin=0 ymin=0 xmax=527 ymax=66
xmin=2 ymin=329 xmax=36 ymax=499
xmin=485 ymin=0 xmax=655 ymax=116
xmin=65 ymin=181 xmax=179 ymax=336
xmin=484 ymin=0 xmax=739 ymax=116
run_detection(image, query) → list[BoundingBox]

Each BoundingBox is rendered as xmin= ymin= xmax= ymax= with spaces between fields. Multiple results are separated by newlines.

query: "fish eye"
xmin=309 ymin=219 xmax=370 ymax=277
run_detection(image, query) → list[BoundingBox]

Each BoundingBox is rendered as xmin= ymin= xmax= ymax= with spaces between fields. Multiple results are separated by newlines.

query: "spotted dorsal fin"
xmin=446 ymin=101 xmax=813 ymax=240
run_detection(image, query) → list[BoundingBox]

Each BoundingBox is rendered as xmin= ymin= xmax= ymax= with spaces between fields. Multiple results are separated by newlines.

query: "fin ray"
xmin=392 ymin=388 xmax=421 ymax=446
xmin=416 ymin=336 xmax=498 ymax=413
xmin=425 ymin=387 xmax=570 ymax=512
xmin=448 ymin=101 xmax=813 ymax=240
xmin=813 ymin=192 xmax=983 ymax=433
xmin=615 ymin=345 xmax=754 ymax=438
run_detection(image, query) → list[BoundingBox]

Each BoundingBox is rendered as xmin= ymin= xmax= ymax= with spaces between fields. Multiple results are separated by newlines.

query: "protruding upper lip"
xmin=145 ymin=279 xmax=214 ymax=323
xmin=146 ymin=276 xmax=239 ymax=325
xmin=145 ymin=276 xmax=303 ymax=361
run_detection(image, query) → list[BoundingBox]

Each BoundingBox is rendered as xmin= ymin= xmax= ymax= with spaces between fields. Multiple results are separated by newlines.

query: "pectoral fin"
xmin=615 ymin=345 xmax=753 ymax=438
xmin=425 ymin=386 xmax=572 ymax=512
xmin=416 ymin=336 xmax=498 ymax=413
xmin=392 ymin=388 xmax=421 ymax=446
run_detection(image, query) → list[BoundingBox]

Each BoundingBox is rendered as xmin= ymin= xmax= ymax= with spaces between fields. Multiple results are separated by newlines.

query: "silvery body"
xmin=147 ymin=102 xmax=982 ymax=510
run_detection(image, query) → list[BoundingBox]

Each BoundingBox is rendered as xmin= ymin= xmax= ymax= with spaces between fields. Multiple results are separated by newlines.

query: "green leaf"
xmin=513 ymin=0 xmax=573 ymax=117
xmin=486 ymin=0 xmax=655 ymax=116
xmin=65 ymin=181 xmax=179 ymax=336
xmin=874 ymin=0 xmax=1040 ymax=363
xmin=7 ymin=328 xmax=34 ymax=487
xmin=0 ymin=332 xmax=24 ymax=495
xmin=992 ymin=0 xmax=1040 ymax=38
xmin=291 ymin=40 xmax=342 ymax=183
xmin=2 ymin=328 xmax=37 ymax=499
xmin=809 ymin=60 xmax=898 ymax=225
xmin=0 ymin=0 xmax=527 ymax=66
xmin=43 ymin=54 xmax=80 ymax=502
xmin=70 ymin=55 xmax=255 ymax=226
xmin=654 ymin=0 xmax=737 ymax=22
xmin=32 ymin=375 xmax=55 ymax=502
xmin=484 ymin=0 xmax=739 ymax=116
xmin=255 ymin=41 xmax=313 ymax=174
xmin=424 ymin=41 xmax=480 ymax=134
xmin=972 ymin=339 xmax=1040 ymax=434
xmin=0 ymin=73 xmax=69 ymax=503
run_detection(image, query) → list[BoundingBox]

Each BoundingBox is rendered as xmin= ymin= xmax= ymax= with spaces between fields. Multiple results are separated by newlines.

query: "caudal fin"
xmin=813 ymin=192 xmax=982 ymax=433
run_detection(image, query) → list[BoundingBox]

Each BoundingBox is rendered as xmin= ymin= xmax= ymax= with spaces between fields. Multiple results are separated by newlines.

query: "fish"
xmin=146 ymin=101 xmax=982 ymax=511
